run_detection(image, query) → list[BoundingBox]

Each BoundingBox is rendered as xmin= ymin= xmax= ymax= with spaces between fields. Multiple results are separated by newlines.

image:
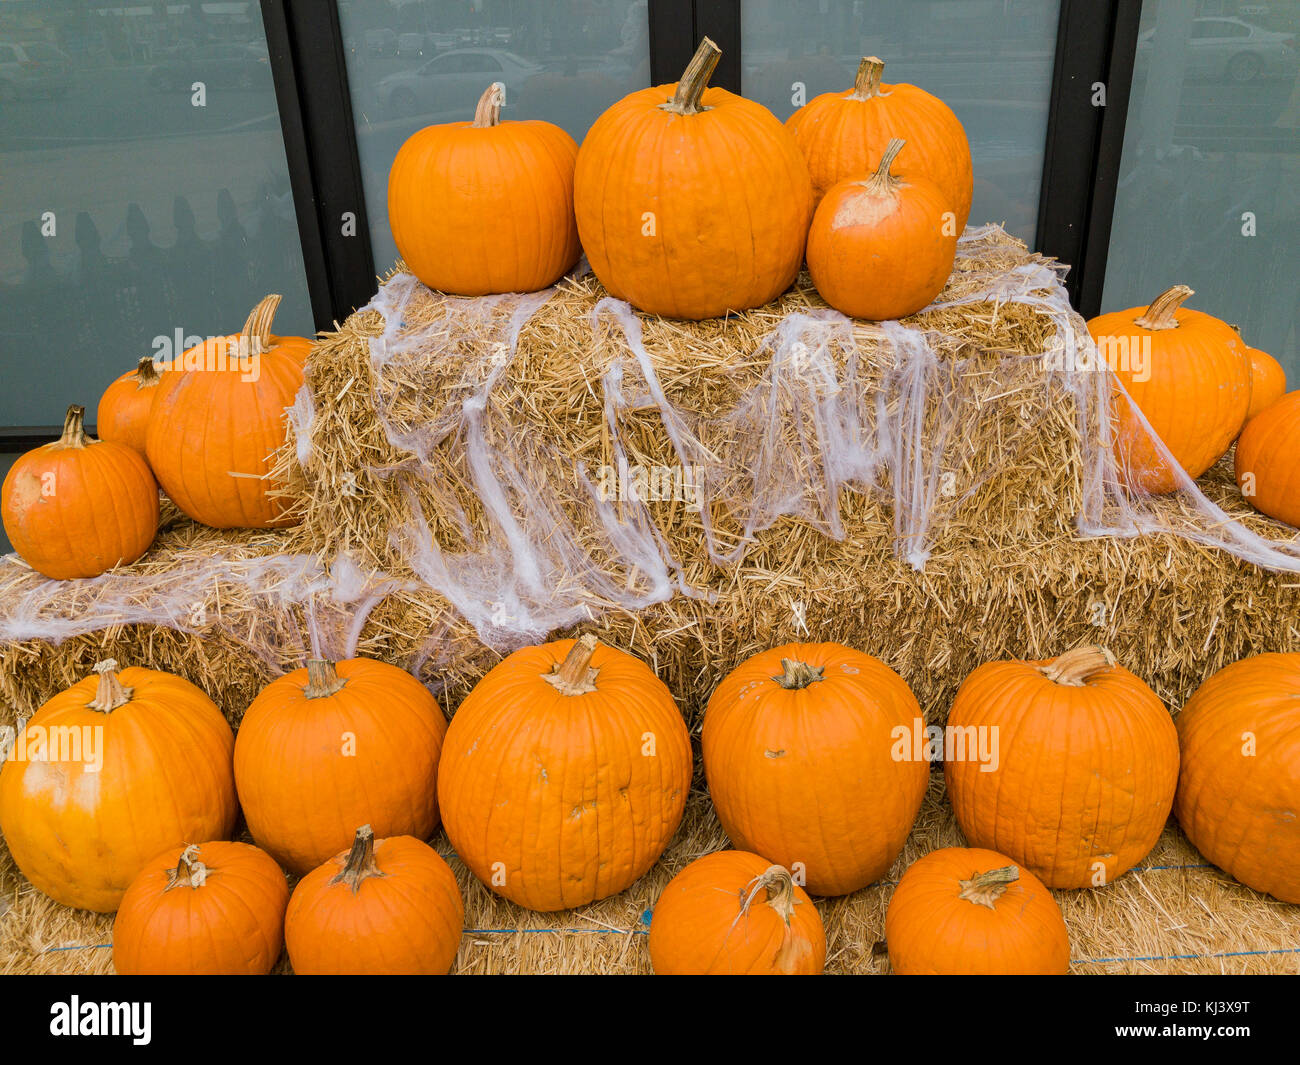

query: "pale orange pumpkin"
xmin=1236 ymin=390 xmax=1300 ymax=529
xmin=97 ymin=356 xmax=162 ymax=457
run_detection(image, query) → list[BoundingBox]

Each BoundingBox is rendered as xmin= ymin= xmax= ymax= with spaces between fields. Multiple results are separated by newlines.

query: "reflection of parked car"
xmin=374 ymin=49 xmax=542 ymax=117
xmin=0 ymin=41 xmax=73 ymax=100
xmin=1137 ymin=17 xmax=1297 ymax=82
xmin=147 ymin=42 xmax=268 ymax=91
xmin=397 ymin=33 xmax=429 ymax=58
xmin=365 ymin=29 xmax=398 ymax=56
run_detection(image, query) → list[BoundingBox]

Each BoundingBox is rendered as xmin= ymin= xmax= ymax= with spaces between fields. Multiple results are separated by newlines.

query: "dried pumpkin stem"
xmin=331 ymin=825 xmax=385 ymax=894
xmin=866 ymin=138 xmax=906 ymax=193
xmin=472 ymin=81 xmax=506 ymax=127
xmin=850 ymin=56 xmax=885 ymax=100
xmin=1039 ymin=644 xmax=1116 ymax=686
xmin=773 ymin=658 xmax=825 ymax=690
xmin=165 ymin=844 xmax=208 ymax=891
xmin=55 ymin=404 xmax=88 ymax=450
xmin=662 ymin=37 xmax=721 ymax=115
xmin=738 ymin=864 xmax=799 ymax=924
xmin=87 ymin=658 xmax=133 ymax=713
xmin=543 ymin=633 xmax=600 ymax=695
xmin=135 ymin=355 xmax=161 ymax=388
xmin=241 ymin=294 xmax=283 ymax=356
xmin=304 ymin=658 xmax=347 ymax=699
xmin=957 ymin=865 xmax=1018 ymax=910
xmin=1133 ymin=285 xmax=1193 ymax=330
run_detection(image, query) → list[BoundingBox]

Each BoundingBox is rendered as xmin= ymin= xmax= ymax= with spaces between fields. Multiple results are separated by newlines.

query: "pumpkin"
xmin=885 ymin=847 xmax=1070 ymax=975
xmin=284 ymin=826 xmax=463 ymax=975
xmin=97 ymin=356 xmax=162 ymax=456
xmin=438 ymin=634 xmax=691 ymax=911
xmin=1086 ymin=286 xmax=1251 ymax=495
xmin=0 ymin=660 xmax=237 ymax=912
xmin=1235 ymin=327 xmax=1287 ymax=422
xmin=945 ymin=645 xmax=1178 ymax=889
xmin=1 ymin=405 xmax=158 ymax=580
xmin=234 ymin=657 xmax=447 ymax=876
xmin=112 ymin=841 xmax=289 ymax=975
xmin=806 ymin=138 xmax=957 ymax=321
xmin=786 ymin=56 xmax=973 ymax=226
xmin=1235 ymin=390 xmax=1300 ymax=529
xmin=144 ymin=294 xmax=306 ymax=529
xmin=1174 ymin=652 xmax=1300 ymax=903
xmin=701 ymin=642 xmax=927 ymax=897
xmin=649 ymin=851 xmax=825 ymax=975
xmin=573 ymin=38 xmax=813 ymax=320
xmin=388 ymin=82 xmax=580 ymax=296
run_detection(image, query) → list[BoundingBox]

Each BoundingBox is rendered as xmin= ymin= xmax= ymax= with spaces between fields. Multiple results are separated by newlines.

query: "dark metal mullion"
xmin=648 ymin=0 xmax=697 ymax=84
xmin=693 ymin=0 xmax=742 ymax=93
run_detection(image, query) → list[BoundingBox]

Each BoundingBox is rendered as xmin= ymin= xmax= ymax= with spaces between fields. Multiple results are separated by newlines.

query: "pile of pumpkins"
xmin=0 ymin=631 xmax=1296 ymax=975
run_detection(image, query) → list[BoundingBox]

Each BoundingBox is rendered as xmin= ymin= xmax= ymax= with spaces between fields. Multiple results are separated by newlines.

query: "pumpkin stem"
xmin=164 ymin=844 xmax=208 ymax=891
xmin=472 ymin=81 xmax=506 ymax=127
xmin=330 ymin=825 xmax=386 ymax=895
xmin=661 ymin=37 xmax=721 ymax=116
xmin=241 ymin=294 xmax=283 ymax=358
xmin=304 ymin=658 xmax=348 ymax=699
xmin=1039 ymin=644 xmax=1116 ymax=686
xmin=738 ymin=864 xmax=800 ymax=924
xmin=772 ymin=658 xmax=825 ymax=690
xmin=849 ymin=56 xmax=885 ymax=100
xmin=135 ymin=355 xmax=161 ymax=388
xmin=543 ymin=634 xmax=600 ymax=695
xmin=866 ymin=138 xmax=906 ymax=193
xmin=957 ymin=865 xmax=1018 ymax=910
xmin=1133 ymin=285 xmax=1193 ymax=331
xmin=87 ymin=659 xmax=134 ymax=713
xmin=54 ymin=404 xmax=89 ymax=450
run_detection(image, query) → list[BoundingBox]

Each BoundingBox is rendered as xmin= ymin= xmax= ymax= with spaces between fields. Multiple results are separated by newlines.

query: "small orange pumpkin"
xmin=1175 ymin=652 xmax=1300 ymax=903
xmin=1 ymin=405 xmax=158 ymax=580
xmin=97 ymin=356 xmax=162 ymax=457
xmin=649 ymin=852 xmax=826 ymax=975
xmin=285 ymin=826 xmax=463 ymax=975
xmin=885 ymin=848 xmax=1070 ymax=975
xmin=1236 ymin=328 xmax=1287 ymax=422
xmin=234 ymin=657 xmax=447 ymax=876
xmin=389 ymin=82 xmax=580 ymax=296
xmin=701 ymin=642 xmax=928 ymax=897
xmin=1235 ymin=390 xmax=1300 ymax=529
xmin=112 ymin=841 xmax=289 ymax=975
xmin=806 ymin=138 xmax=957 ymax=321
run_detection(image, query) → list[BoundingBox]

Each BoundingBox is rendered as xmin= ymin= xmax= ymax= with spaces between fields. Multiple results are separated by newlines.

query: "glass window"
xmin=0 ymin=0 xmax=314 ymax=430
xmin=1103 ymin=0 xmax=1299 ymax=381
xmin=740 ymin=0 xmax=1063 ymax=245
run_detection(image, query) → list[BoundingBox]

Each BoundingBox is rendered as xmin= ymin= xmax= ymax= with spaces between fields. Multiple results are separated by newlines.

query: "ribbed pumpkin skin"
xmin=1236 ymin=390 xmax=1300 ymax=529
xmin=574 ymin=85 xmax=813 ymax=320
xmin=112 ymin=842 xmax=289 ymax=975
xmin=1086 ymin=297 xmax=1250 ymax=495
xmin=96 ymin=361 xmax=161 ymax=457
xmin=1243 ymin=345 xmax=1287 ymax=422
xmin=649 ymin=851 xmax=826 ymax=975
xmin=885 ymin=847 xmax=1070 ymax=975
xmin=438 ymin=638 xmax=691 ymax=911
xmin=388 ymin=103 xmax=580 ymax=296
xmin=701 ymin=643 xmax=928 ymax=896
xmin=1175 ymin=653 xmax=1300 ymax=903
xmin=945 ymin=655 xmax=1179 ymax=889
xmin=234 ymin=658 xmax=447 ymax=876
xmin=0 ymin=666 xmax=237 ymax=912
xmin=285 ymin=834 xmax=463 ymax=975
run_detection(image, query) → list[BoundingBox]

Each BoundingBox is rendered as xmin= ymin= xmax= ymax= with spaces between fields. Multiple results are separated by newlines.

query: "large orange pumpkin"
xmin=285 ymin=826 xmax=463 ymax=975
xmin=0 ymin=660 xmax=237 ymax=912
xmin=885 ymin=847 xmax=1070 ymax=975
xmin=574 ymin=38 xmax=813 ymax=320
xmin=145 ymin=294 xmax=306 ymax=529
xmin=1175 ymin=652 xmax=1300 ymax=903
xmin=1086 ymin=286 xmax=1251 ymax=495
xmin=945 ymin=645 xmax=1179 ymax=889
xmin=806 ymin=138 xmax=956 ymax=321
xmin=112 ymin=841 xmax=289 ymax=975
xmin=701 ymin=642 xmax=928 ymax=897
xmin=388 ymin=82 xmax=580 ymax=296
xmin=97 ymin=356 xmax=162 ymax=457
xmin=1235 ymin=389 xmax=1300 ymax=529
xmin=649 ymin=851 xmax=825 ymax=975
xmin=1 ymin=405 xmax=158 ymax=580
xmin=234 ymin=657 xmax=447 ymax=876
xmin=438 ymin=635 xmax=691 ymax=911
xmin=1235 ymin=328 xmax=1287 ymax=422
xmin=786 ymin=56 xmax=973 ymax=227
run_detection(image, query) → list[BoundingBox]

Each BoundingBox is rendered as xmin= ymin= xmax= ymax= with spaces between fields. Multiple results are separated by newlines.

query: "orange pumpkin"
xmin=0 ymin=660 xmax=237 ymax=912
xmin=574 ymin=38 xmax=813 ymax=320
xmin=1175 ymin=652 xmax=1300 ymax=903
xmin=389 ymin=82 xmax=580 ymax=296
xmin=234 ymin=657 xmax=447 ymax=876
xmin=97 ymin=356 xmax=162 ymax=456
xmin=649 ymin=851 xmax=826 ymax=975
xmin=112 ymin=841 xmax=289 ymax=975
xmin=438 ymin=635 xmax=691 ymax=911
xmin=806 ymin=138 xmax=957 ymax=321
xmin=885 ymin=848 xmax=1070 ymax=975
xmin=285 ymin=826 xmax=463 ymax=975
xmin=1236 ymin=329 xmax=1287 ymax=422
xmin=1086 ymin=286 xmax=1251 ymax=495
xmin=1 ymin=405 xmax=158 ymax=580
xmin=701 ymin=642 xmax=928 ymax=897
xmin=945 ymin=645 xmax=1179 ymax=889
xmin=786 ymin=56 xmax=973 ymax=227
xmin=1236 ymin=390 xmax=1300 ymax=529
xmin=145 ymin=294 xmax=306 ymax=529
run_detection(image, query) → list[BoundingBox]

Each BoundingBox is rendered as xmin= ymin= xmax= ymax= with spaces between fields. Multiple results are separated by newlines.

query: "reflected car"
xmin=0 ymin=41 xmax=73 ymax=100
xmin=1137 ymin=17 xmax=1297 ymax=82
xmin=365 ymin=29 xmax=398 ymax=57
xmin=374 ymin=48 xmax=542 ymax=117
xmin=146 ymin=42 xmax=269 ymax=92
xmin=397 ymin=33 xmax=430 ymax=58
